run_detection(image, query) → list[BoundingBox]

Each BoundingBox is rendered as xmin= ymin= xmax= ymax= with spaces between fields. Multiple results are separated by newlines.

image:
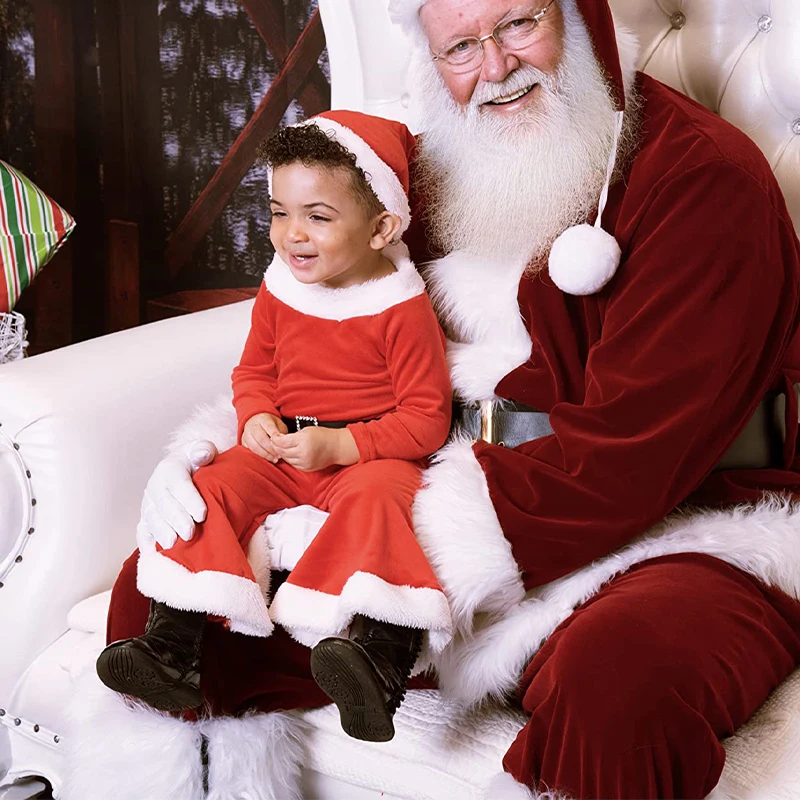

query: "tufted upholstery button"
xmin=14 ymin=718 xmax=21 ymax=726
xmin=15 ymin=555 xmax=22 ymax=563
xmin=0 ymin=709 xmax=5 ymax=716
xmin=793 ymin=119 xmax=800 ymax=136
xmin=12 ymin=442 xmax=19 ymax=450
xmin=54 ymin=735 xmax=60 ymax=743
xmin=757 ymin=15 xmax=773 ymax=33
xmin=670 ymin=12 xmax=686 ymax=30
xmin=33 ymin=724 xmax=39 ymax=732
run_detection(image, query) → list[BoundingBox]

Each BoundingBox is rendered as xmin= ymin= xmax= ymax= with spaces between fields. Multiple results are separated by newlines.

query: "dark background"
xmin=0 ymin=0 xmax=330 ymax=352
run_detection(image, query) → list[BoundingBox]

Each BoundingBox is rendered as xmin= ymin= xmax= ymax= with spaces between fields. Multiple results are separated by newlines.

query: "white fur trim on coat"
xmin=137 ymin=548 xmax=274 ymax=637
xmin=485 ymin=772 xmax=572 ymax=800
xmin=62 ymin=670 xmax=205 ymax=800
xmin=265 ymin=242 xmax=424 ymax=321
xmin=269 ymin=571 xmax=453 ymax=654
xmin=431 ymin=497 xmax=800 ymax=707
xmin=62 ymin=668 xmax=305 ymax=800
xmin=425 ymin=251 xmax=532 ymax=402
xmin=413 ymin=437 xmax=525 ymax=633
xmin=166 ymin=393 xmax=238 ymax=457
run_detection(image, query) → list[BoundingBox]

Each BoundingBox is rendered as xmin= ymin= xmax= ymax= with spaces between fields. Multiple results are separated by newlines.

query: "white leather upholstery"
xmin=2 ymin=0 xmax=800 ymax=796
xmin=610 ymin=0 xmax=800 ymax=233
xmin=0 ymin=303 xmax=252 ymax=789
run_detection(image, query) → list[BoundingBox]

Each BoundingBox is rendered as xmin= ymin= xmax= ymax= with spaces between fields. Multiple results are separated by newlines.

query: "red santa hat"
xmin=388 ymin=0 xmax=628 ymax=295
xmin=269 ymin=109 xmax=415 ymax=236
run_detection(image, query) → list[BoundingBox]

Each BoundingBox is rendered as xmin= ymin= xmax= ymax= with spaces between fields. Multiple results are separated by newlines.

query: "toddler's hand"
xmin=242 ymin=413 xmax=288 ymax=463
xmin=272 ymin=426 xmax=358 ymax=471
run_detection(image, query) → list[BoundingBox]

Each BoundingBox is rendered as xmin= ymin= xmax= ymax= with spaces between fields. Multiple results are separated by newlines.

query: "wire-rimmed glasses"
xmin=430 ymin=1 xmax=556 ymax=74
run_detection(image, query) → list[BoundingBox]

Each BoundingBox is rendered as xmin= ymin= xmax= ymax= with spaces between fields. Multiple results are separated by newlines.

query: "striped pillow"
xmin=0 ymin=160 xmax=76 ymax=313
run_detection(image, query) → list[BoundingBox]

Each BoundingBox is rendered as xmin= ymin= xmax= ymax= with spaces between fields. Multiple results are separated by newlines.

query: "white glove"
xmin=136 ymin=440 xmax=218 ymax=551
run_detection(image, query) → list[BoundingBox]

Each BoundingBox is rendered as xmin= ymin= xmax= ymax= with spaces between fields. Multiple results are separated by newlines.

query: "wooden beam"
xmin=95 ymin=0 xmax=162 ymax=329
xmin=30 ymin=0 xmax=77 ymax=352
xmin=165 ymin=10 xmax=327 ymax=277
xmin=106 ymin=219 xmax=140 ymax=332
xmin=240 ymin=0 xmax=330 ymax=117
xmin=71 ymin=0 xmax=105 ymax=343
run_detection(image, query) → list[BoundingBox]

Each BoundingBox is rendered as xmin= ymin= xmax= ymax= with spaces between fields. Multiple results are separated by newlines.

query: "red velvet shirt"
xmin=232 ymin=280 xmax=452 ymax=464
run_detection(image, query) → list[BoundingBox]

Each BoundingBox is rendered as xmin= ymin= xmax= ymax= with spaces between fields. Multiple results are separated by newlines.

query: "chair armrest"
xmin=0 ymin=300 xmax=252 ymax=700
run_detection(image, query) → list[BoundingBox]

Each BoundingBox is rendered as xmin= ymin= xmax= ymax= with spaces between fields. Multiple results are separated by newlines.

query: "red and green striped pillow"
xmin=1 ymin=160 xmax=76 ymax=313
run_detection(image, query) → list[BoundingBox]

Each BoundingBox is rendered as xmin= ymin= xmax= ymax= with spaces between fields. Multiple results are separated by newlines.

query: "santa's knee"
xmin=514 ymin=617 xmax=724 ymax=797
xmin=107 ymin=550 xmax=151 ymax=642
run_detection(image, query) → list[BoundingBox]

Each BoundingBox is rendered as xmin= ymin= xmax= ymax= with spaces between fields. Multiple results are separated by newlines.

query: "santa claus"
xmin=65 ymin=1 xmax=800 ymax=799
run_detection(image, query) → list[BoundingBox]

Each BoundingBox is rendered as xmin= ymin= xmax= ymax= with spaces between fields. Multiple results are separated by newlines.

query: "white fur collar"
xmin=264 ymin=242 xmax=425 ymax=321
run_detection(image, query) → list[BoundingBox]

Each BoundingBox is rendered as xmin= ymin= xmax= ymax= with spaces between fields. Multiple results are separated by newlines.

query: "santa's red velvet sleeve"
xmin=231 ymin=283 xmax=281 ymax=443
xmin=479 ymin=159 xmax=800 ymax=590
xmin=347 ymin=295 xmax=452 ymax=462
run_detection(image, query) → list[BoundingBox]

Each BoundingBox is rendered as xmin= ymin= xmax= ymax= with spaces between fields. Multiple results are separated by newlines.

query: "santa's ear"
xmin=371 ymin=211 xmax=404 ymax=249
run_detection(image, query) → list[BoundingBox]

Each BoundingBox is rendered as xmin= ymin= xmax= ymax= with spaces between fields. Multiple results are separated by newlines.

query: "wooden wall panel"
xmin=30 ymin=0 xmax=77 ymax=353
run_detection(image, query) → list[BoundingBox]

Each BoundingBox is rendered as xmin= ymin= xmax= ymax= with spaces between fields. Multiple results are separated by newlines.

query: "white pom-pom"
xmin=548 ymin=223 xmax=621 ymax=296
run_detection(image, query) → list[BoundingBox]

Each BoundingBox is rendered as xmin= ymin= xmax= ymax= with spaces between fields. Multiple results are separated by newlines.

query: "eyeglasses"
xmin=430 ymin=1 xmax=556 ymax=74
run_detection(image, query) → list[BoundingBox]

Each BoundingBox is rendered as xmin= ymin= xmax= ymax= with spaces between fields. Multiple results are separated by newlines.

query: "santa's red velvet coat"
xmin=404 ymin=6 xmax=800 ymax=706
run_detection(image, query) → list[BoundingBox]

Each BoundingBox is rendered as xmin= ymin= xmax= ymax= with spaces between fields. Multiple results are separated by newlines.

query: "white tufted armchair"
xmin=1 ymin=1 xmax=800 ymax=798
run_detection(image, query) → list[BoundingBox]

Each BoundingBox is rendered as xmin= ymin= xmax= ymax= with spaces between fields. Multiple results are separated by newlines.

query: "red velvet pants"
xmin=139 ymin=445 xmax=447 ymax=640
xmin=107 ymin=551 xmax=800 ymax=799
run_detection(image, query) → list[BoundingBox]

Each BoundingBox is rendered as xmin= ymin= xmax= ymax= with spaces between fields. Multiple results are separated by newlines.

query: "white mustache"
xmin=470 ymin=65 xmax=557 ymax=107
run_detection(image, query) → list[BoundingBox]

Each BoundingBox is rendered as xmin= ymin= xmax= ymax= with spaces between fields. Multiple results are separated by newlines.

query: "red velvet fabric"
xmin=575 ymin=0 xmax=624 ymax=110
xmin=161 ymin=445 xmax=442 ymax=598
xmin=502 ymin=554 xmax=800 ymax=799
xmin=314 ymin=109 xmax=417 ymax=196
xmin=467 ymin=75 xmax=800 ymax=591
xmin=232 ymin=285 xmax=451 ymax=460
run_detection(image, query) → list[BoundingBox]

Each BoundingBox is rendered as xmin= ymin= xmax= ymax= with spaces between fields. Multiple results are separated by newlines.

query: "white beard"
xmin=414 ymin=2 xmax=623 ymax=267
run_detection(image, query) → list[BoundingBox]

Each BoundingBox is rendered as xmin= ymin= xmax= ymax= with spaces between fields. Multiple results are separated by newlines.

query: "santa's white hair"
xmin=412 ymin=0 xmax=639 ymax=268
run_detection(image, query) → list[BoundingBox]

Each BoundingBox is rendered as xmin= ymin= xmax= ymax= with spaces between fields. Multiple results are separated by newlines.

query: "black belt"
xmin=455 ymin=385 xmax=800 ymax=471
xmin=281 ymin=415 xmax=369 ymax=433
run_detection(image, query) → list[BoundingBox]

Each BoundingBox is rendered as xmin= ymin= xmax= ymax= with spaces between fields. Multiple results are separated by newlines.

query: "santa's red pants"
xmin=138 ymin=445 xmax=448 ymax=641
xmin=108 ymin=552 xmax=800 ymax=799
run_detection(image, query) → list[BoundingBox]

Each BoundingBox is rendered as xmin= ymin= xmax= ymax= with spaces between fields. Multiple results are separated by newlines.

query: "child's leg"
xmin=269 ymin=459 xmax=452 ymax=742
xmin=269 ymin=459 xmax=451 ymax=645
xmin=105 ymin=550 xmax=332 ymax=716
xmin=138 ymin=444 xmax=310 ymax=636
xmin=97 ymin=446 xmax=310 ymax=710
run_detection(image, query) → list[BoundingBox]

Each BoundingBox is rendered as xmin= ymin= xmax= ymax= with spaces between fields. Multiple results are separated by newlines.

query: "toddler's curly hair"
xmin=257 ymin=123 xmax=385 ymax=217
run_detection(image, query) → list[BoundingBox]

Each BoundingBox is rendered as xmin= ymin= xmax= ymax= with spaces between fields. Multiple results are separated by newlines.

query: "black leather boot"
xmin=96 ymin=600 xmax=205 ymax=712
xmin=310 ymin=615 xmax=423 ymax=742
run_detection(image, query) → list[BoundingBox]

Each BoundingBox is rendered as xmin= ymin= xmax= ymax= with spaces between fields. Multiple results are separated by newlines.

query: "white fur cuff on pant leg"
xmin=413 ymin=437 xmax=525 ymax=632
xmin=201 ymin=712 xmax=306 ymax=800
xmin=62 ymin=669 xmax=204 ymax=800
